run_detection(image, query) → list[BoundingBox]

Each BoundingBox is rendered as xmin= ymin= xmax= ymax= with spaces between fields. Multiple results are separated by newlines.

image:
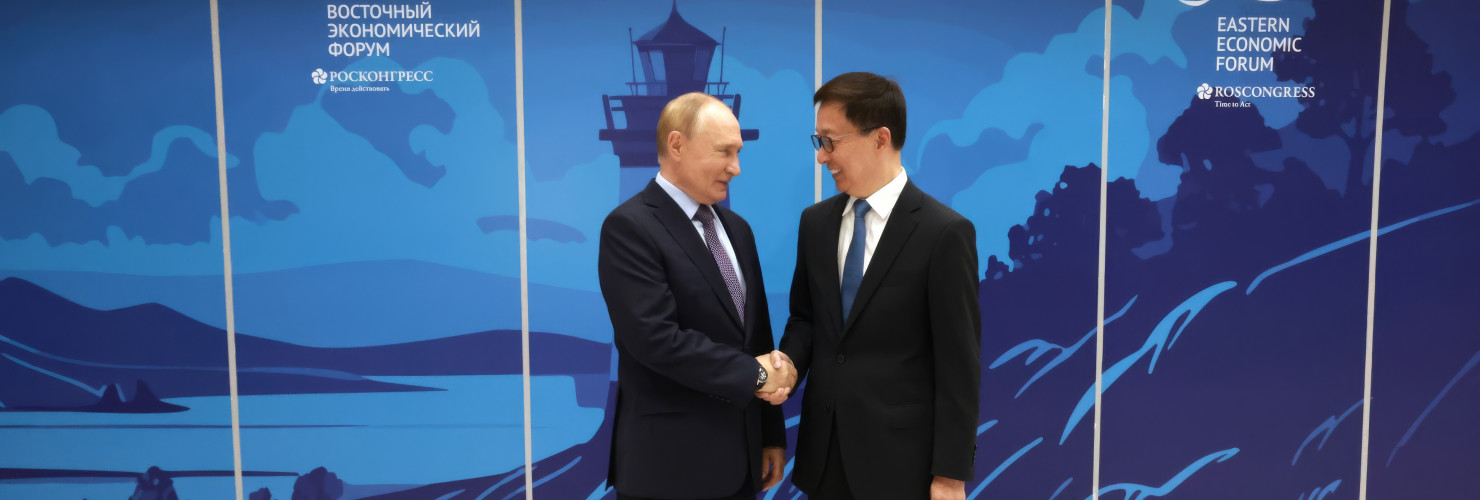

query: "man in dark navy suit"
xmin=598 ymin=92 xmax=793 ymax=500
xmin=771 ymin=72 xmax=982 ymax=500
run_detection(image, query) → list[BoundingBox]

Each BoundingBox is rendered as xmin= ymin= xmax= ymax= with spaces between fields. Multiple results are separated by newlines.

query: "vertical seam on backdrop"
xmin=206 ymin=1 xmax=244 ymax=499
xmin=1359 ymin=1 xmax=1393 ymax=498
xmin=814 ymin=0 xmax=823 ymax=203
xmin=1094 ymin=1 xmax=1112 ymax=500
xmin=515 ymin=0 xmax=534 ymax=498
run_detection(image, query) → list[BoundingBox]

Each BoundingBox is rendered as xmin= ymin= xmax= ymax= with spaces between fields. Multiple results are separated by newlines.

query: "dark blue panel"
xmin=1103 ymin=0 xmax=1382 ymax=497
xmin=1371 ymin=0 xmax=1480 ymax=496
xmin=827 ymin=1 xmax=1107 ymax=498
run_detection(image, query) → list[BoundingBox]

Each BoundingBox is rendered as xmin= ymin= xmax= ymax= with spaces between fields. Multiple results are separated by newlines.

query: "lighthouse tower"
xmin=599 ymin=1 xmax=759 ymax=202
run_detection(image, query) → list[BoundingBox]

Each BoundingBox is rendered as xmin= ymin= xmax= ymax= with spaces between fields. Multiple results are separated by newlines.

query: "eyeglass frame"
xmin=810 ymin=127 xmax=879 ymax=153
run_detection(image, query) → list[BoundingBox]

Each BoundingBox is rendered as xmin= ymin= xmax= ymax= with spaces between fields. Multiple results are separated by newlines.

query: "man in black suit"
xmin=771 ymin=72 xmax=982 ymax=500
xmin=598 ymin=92 xmax=794 ymax=500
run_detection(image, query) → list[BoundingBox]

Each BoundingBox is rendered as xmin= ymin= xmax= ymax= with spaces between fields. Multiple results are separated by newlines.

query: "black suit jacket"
xmin=780 ymin=180 xmax=981 ymax=499
xmin=598 ymin=179 xmax=786 ymax=498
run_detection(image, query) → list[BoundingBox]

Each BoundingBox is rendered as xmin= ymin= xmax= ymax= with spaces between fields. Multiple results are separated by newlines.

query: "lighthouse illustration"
xmin=599 ymin=1 xmax=760 ymax=201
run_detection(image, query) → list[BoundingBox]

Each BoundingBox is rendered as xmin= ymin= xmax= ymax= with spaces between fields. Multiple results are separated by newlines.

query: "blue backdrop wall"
xmin=2 ymin=0 xmax=1476 ymax=499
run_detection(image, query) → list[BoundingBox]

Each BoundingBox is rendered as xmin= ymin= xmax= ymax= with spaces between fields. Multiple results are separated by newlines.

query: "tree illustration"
xmin=1006 ymin=164 xmax=1161 ymax=273
xmin=1158 ymin=96 xmax=1281 ymax=246
xmin=1274 ymin=0 xmax=1454 ymax=198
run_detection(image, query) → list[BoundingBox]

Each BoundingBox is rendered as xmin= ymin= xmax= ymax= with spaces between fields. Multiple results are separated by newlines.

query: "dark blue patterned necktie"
xmin=695 ymin=206 xmax=744 ymax=324
xmin=841 ymin=199 xmax=871 ymax=321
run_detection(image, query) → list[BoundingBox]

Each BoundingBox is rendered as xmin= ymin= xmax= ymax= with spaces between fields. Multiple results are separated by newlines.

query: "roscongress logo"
xmin=308 ymin=69 xmax=435 ymax=85
xmin=309 ymin=68 xmax=435 ymax=93
xmin=1196 ymin=83 xmax=1316 ymax=100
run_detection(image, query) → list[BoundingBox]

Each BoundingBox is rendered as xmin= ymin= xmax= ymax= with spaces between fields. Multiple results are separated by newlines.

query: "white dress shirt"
xmin=656 ymin=173 xmax=746 ymax=294
xmin=837 ymin=169 xmax=908 ymax=283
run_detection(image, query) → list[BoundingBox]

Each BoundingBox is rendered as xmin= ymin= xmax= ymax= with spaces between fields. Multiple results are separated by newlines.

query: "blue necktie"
xmin=841 ymin=199 xmax=871 ymax=322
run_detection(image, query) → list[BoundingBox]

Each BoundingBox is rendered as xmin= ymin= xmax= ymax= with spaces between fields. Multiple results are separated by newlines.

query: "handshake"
xmin=754 ymin=350 xmax=796 ymax=405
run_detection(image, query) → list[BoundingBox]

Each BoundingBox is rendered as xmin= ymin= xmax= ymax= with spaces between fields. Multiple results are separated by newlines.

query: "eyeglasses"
xmin=810 ymin=127 xmax=878 ymax=153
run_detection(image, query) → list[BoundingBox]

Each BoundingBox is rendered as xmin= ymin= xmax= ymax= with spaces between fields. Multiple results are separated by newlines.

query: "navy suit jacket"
xmin=781 ymin=180 xmax=982 ymax=499
xmin=598 ymin=179 xmax=786 ymax=498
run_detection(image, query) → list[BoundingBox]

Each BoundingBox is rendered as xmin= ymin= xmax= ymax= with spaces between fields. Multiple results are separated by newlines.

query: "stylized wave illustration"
xmin=1388 ymin=348 xmax=1480 ymax=467
xmin=1293 ymin=399 xmax=1363 ymax=465
xmin=1297 ymin=479 xmax=1341 ymax=500
xmin=1092 ymin=448 xmax=1239 ymax=500
xmin=469 ymin=465 xmax=525 ymax=500
xmin=508 ymin=457 xmax=581 ymax=500
xmin=1248 ymin=199 xmax=1480 ymax=294
xmin=1049 ymin=477 xmax=1074 ymax=500
xmin=1062 ymin=282 xmax=1237 ymax=444
xmin=968 ymin=436 xmax=1043 ymax=499
xmin=991 ymin=297 xmax=1137 ymax=398
xmin=587 ymin=483 xmax=616 ymax=500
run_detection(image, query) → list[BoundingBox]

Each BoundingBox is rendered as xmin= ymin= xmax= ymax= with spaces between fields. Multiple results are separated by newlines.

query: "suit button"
xmin=836 ymin=354 xmax=845 ymax=364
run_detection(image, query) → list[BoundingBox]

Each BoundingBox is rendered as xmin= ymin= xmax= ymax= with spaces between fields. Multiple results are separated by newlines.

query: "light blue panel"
xmin=0 ymin=1 xmax=233 ymax=499
xmin=523 ymin=0 xmax=814 ymax=496
xmin=217 ymin=0 xmax=525 ymax=497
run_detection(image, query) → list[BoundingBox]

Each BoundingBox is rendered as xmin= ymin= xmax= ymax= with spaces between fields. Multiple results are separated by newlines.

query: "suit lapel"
xmin=816 ymin=195 xmax=848 ymax=336
xmin=643 ymin=181 xmax=745 ymax=329
xmin=842 ymin=181 xmax=923 ymax=335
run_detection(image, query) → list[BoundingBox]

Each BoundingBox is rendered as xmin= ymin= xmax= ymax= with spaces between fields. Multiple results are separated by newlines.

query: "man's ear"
xmin=875 ymin=127 xmax=892 ymax=150
xmin=666 ymin=130 xmax=685 ymax=161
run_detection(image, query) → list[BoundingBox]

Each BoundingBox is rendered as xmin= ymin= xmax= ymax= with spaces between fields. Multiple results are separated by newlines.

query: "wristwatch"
xmin=755 ymin=362 xmax=769 ymax=390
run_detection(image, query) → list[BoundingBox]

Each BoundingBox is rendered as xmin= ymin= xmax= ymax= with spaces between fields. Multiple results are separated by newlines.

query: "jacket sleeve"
xmin=598 ymin=210 xmax=760 ymax=407
xmin=738 ymin=219 xmax=789 ymax=450
xmin=753 ymin=266 xmax=787 ymax=450
xmin=928 ymin=218 xmax=982 ymax=481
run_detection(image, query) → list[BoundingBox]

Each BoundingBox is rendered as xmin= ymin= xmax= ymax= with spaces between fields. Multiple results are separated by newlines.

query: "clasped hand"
xmin=754 ymin=350 xmax=795 ymax=405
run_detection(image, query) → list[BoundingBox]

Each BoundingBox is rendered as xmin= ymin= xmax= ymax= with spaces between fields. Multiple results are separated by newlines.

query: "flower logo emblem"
xmin=1197 ymin=83 xmax=1213 ymax=100
xmin=312 ymin=68 xmax=328 ymax=85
